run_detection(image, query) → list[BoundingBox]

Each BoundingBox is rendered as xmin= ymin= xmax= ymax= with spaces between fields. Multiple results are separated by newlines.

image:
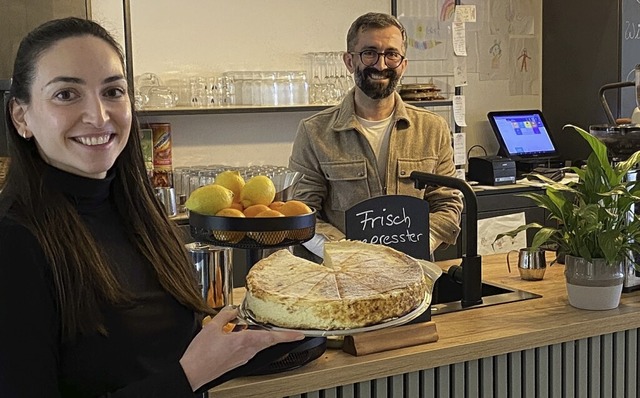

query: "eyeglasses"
xmin=349 ymin=50 xmax=405 ymax=69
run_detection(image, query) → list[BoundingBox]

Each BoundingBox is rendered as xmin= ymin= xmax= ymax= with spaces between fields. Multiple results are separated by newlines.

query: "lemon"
xmin=239 ymin=175 xmax=276 ymax=208
xmin=185 ymin=184 xmax=234 ymax=216
xmin=214 ymin=170 xmax=245 ymax=202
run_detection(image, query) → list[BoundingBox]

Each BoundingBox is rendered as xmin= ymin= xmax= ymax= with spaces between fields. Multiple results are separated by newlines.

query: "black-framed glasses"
xmin=349 ymin=50 xmax=405 ymax=69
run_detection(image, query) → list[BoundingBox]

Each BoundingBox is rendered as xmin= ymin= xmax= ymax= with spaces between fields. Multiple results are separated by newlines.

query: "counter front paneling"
xmin=210 ymin=253 xmax=640 ymax=398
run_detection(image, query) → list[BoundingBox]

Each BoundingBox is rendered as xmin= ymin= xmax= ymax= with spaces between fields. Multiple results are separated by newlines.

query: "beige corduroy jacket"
xmin=289 ymin=90 xmax=463 ymax=250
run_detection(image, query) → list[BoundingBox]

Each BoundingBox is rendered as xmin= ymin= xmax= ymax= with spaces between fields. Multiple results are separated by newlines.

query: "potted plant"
xmin=495 ymin=124 xmax=640 ymax=310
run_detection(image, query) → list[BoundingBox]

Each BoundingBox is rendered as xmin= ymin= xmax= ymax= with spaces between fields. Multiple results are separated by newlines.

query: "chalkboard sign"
xmin=345 ymin=195 xmax=430 ymax=260
xmin=622 ymin=0 xmax=640 ymax=114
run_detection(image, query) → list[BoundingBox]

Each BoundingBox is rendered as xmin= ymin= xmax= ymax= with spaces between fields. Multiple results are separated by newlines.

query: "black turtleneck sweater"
xmin=0 ymin=166 xmax=199 ymax=397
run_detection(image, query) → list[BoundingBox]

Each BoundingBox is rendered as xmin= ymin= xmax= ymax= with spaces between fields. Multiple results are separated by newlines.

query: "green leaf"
xmin=502 ymin=124 xmax=640 ymax=263
xmin=530 ymin=228 xmax=558 ymax=250
xmin=564 ymin=124 xmax=614 ymax=178
xmin=493 ymin=222 xmax=542 ymax=244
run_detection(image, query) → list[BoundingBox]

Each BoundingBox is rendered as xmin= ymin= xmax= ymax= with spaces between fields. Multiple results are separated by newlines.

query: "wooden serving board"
xmin=342 ymin=321 xmax=438 ymax=356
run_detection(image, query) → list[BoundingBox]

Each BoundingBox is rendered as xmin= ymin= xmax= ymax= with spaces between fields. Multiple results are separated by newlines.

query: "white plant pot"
xmin=564 ymin=255 xmax=624 ymax=310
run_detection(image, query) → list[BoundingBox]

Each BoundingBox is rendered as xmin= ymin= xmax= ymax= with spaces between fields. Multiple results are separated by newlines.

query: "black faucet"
xmin=410 ymin=171 xmax=483 ymax=307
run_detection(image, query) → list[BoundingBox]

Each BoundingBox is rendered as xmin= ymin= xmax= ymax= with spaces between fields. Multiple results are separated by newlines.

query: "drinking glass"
xmin=251 ymin=72 xmax=263 ymax=106
xmin=275 ymin=71 xmax=293 ymax=106
xmin=291 ymin=71 xmax=309 ymax=105
xmin=145 ymin=86 xmax=177 ymax=108
xmin=260 ymin=72 xmax=277 ymax=106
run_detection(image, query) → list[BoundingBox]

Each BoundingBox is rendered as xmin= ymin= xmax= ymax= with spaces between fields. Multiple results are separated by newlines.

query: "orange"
xmin=249 ymin=209 xmax=286 ymax=245
xmin=280 ymin=200 xmax=312 ymax=216
xmin=269 ymin=201 xmax=286 ymax=212
xmin=215 ymin=208 xmax=245 ymax=217
xmin=213 ymin=208 xmax=245 ymax=243
xmin=255 ymin=209 xmax=285 ymax=217
xmin=228 ymin=202 xmax=244 ymax=211
xmin=243 ymin=204 xmax=271 ymax=217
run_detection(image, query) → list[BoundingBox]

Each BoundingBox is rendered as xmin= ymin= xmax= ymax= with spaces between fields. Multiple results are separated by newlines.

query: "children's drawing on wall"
xmin=478 ymin=34 xmax=508 ymax=81
xmin=489 ymin=0 xmax=533 ymax=35
xmin=439 ymin=0 xmax=456 ymax=22
xmin=517 ymin=47 xmax=531 ymax=71
xmin=400 ymin=16 xmax=447 ymax=61
xmin=509 ymin=38 xmax=539 ymax=95
xmin=489 ymin=0 xmax=510 ymax=34
xmin=397 ymin=0 xmax=437 ymax=19
xmin=509 ymin=0 xmax=534 ymax=35
xmin=459 ymin=0 xmax=486 ymax=33
xmin=490 ymin=39 xmax=503 ymax=68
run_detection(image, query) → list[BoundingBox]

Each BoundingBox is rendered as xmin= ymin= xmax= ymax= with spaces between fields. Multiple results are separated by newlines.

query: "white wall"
xmin=91 ymin=0 xmax=542 ymax=168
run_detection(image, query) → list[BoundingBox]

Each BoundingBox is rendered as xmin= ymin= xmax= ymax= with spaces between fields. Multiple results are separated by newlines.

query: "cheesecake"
xmin=244 ymin=241 xmax=429 ymax=330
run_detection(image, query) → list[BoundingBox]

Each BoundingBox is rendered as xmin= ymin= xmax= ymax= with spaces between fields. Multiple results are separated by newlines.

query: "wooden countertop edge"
xmin=211 ymin=310 xmax=640 ymax=397
xmin=211 ymin=254 xmax=640 ymax=397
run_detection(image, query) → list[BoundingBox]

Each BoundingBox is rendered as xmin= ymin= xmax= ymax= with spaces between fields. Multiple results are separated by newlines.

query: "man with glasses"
xmin=289 ymin=12 xmax=462 ymax=257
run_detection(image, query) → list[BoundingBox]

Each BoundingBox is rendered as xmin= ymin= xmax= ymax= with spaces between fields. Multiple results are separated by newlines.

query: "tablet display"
xmin=487 ymin=110 xmax=559 ymax=161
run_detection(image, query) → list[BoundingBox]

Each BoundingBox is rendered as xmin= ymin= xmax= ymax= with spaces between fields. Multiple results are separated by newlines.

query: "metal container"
xmin=154 ymin=187 xmax=177 ymax=217
xmin=185 ymin=242 xmax=233 ymax=309
xmin=507 ymin=248 xmax=547 ymax=281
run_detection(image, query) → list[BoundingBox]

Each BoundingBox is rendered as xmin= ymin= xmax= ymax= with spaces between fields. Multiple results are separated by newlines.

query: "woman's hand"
xmin=179 ymin=307 xmax=305 ymax=391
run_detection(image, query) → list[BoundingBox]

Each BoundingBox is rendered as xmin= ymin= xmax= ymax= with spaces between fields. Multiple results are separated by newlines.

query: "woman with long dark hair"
xmin=0 ymin=17 xmax=302 ymax=397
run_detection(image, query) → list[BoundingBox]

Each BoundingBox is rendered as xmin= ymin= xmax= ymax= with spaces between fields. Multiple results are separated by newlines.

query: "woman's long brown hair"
xmin=1 ymin=17 xmax=212 ymax=341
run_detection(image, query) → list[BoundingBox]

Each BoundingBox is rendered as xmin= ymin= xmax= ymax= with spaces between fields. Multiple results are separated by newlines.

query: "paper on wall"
xmin=452 ymin=22 xmax=467 ymax=56
xmin=453 ymin=95 xmax=467 ymax=127
xmin=454 ymin=55 xmax=468 ymax=87
xmin=453 ymin=132 xmax=466 ymax=165
xmin=477 ymin=212 xmax=527 ymax=255
xmin=454 ymin=5 xmax=476 ymax=23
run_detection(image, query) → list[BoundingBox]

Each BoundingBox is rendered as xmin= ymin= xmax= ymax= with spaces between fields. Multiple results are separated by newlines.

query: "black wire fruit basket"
xmin=189 ymin=210 xmax=316 ymax=250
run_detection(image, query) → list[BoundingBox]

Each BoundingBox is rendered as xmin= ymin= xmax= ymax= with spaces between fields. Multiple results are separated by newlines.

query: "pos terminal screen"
xmin=487 ymin=110 xmax=559 ymax=161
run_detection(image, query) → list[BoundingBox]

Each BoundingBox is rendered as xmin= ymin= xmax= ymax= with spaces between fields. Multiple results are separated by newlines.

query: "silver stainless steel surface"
xmin=430 ymin=276 xmax=541 ymax=316
xmin=154 ymin=187 xmax=177 ymax=217
xmin=507 ymin=248 xmax=547 ymax=281
xmin=272 ymin=170 xmax=303 ymax=201
xmin=185 ymin=242 xmax=234 ymax=310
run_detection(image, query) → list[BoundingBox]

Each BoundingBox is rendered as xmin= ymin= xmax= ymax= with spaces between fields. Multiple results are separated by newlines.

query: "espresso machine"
xmin=591 ymin=63 xmax=640 ymax=292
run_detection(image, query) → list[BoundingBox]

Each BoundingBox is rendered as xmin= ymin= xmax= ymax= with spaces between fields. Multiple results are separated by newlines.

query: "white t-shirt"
xmin=355 ymin=113 xmax=394 ymax=184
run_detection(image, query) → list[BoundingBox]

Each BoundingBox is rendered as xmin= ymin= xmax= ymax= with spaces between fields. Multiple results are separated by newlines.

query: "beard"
xmin=353 ymin=66 xmax=401 ymax=100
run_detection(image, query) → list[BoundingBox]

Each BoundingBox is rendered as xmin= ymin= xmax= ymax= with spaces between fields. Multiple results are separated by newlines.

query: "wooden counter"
xmin=210 ymin=253 xmax=640 ymax=397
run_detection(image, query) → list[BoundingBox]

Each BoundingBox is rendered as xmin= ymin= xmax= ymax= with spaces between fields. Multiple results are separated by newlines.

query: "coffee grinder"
xmin=591 ymin=65 xmax=640 ymax=291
